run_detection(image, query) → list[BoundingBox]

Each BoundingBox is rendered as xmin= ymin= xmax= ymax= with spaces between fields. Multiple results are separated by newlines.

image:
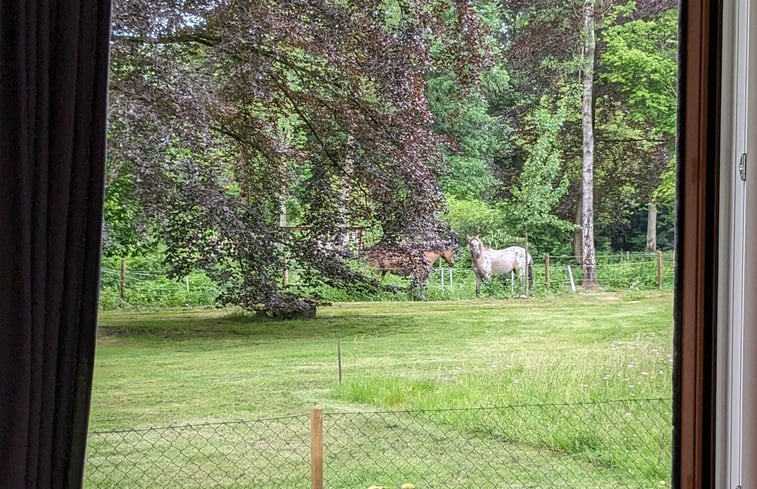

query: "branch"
xmin=271 ymin=75 xmax=373 ymax=204
xmin=111 ymin=31 xmax=220 ymax=47
xmin=595 ymin=137 xmax=673 ymax=144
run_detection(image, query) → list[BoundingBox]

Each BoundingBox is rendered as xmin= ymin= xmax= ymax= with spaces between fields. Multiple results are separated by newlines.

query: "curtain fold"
xmin=0 ymin=1 xmax=111 ymax=488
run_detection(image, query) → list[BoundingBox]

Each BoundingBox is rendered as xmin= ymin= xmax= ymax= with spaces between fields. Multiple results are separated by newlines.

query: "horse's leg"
xmin=475 ymin=273 xmax=482 ymax=297
xmin=518 ymin=267 xmax=525 ymax=295
xmin=527 ymin=260 xmax=534 ymax=290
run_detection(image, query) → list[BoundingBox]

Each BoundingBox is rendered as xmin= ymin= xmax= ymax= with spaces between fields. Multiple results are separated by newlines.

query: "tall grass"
xmin=89 ymin=292 xmax=674 ymax=487
xmin=324 ymin=294 xmax=673 ymax=483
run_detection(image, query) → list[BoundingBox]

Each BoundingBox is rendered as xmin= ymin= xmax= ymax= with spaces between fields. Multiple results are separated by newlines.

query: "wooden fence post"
xmin=311 ymin=407 xmax=324 ymax=489
xmin=544 ymin=254 xmax=550 ymax=290
xmin=657 ymin=251 xmax=663 ymax=289
xmin=119 ymin=258 xmax=126 ymax=301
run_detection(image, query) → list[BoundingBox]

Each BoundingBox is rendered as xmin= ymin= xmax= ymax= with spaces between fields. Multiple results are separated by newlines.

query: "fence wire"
xmin=85 ymin=416 xmax=311 ymax=489
xmin=100 ymin=252 xmax=673 ymax=308
xmin=85 ymin=398 xmax=671 ymax=489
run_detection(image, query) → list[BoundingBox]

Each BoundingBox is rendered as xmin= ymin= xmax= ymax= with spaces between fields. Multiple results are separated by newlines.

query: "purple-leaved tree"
xmin=108 ymin=0 xmax=487 ymax=316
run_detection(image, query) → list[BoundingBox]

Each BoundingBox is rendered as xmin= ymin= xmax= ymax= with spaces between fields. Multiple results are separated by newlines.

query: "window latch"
xmin=739 ymin=153 xmax=747 ymax=181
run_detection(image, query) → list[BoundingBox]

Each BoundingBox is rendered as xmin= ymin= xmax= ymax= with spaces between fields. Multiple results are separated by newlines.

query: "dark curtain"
xmin=0 ymin=1 xmax=111 ymax=488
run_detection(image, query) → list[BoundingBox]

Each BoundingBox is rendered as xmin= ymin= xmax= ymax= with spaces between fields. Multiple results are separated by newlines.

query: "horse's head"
xmin=467 ymin=235 xmax=484 ymax=260
xmin=440 ymin=248 xmax=455 ymax=266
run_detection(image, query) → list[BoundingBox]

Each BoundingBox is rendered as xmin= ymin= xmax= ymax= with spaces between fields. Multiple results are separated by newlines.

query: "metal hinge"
xmin=739 ymin=153 xmax=747 ymax=181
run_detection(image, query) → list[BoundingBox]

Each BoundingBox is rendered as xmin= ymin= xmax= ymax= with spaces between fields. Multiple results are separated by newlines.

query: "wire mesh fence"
xmin=539 ymin=252 xmax=673 ymax=291
xmin=418 ymin=251 xmax=672 ymax=300
xmin=85 ymin=415 xmax=311 ymax=489
xmin=85 ymin=398 xmax=672 ymax=489
xmin=99 ymin=251 xmax=674 ymax=308
xmin=99 ymin=263 xmax=221 ymax=309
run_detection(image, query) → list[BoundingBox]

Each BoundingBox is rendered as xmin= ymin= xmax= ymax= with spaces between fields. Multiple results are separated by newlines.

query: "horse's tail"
xmin=527 ymin=257 xmax=534 ymax=289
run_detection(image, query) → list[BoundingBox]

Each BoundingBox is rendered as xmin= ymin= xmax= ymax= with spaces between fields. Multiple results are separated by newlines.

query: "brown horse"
xmin=423 ymin=248 xmax=456 ymax=269
xmin=365 ymin=245 xmax=455 ymax=279
xmin=363 ymin=243 xmax=456 ymax=297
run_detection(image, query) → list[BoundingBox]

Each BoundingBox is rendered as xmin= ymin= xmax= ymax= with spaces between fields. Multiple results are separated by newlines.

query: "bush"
xmin=100 ymin=253 xmax=219 ymax=309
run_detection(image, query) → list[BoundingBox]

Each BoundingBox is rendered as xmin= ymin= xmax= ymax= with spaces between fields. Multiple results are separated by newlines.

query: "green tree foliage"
xmin=427 ymin=1 xmax=510 ymax=202
xmin=445 ymin=197 xmax=511 ymax=246
xmin=429 ymin=68 xmax=509 ymax=201
xmin=600 ymin=8 xmax=678 ymax=139
xmin=495 ymin=0 xmax=677 ymax=254
xmin=102 ymin=160 xmax=147 ymax=257
xmin=507 ymin=97 xmax=573 ymax=253
xmin=595 ymin=4 xmax=677 ymax=248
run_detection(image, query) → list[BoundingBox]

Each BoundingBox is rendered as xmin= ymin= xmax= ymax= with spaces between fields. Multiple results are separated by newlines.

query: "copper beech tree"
xmin=107 ymin=0 xmax=488 ymax=316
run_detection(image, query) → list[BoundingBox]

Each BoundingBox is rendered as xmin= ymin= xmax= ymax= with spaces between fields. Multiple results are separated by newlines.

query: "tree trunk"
xmin=337 ymin=138 xmax=354 ymax=249
xmin=573 ymin=192 xmax=583 ymax=265
xmin=580 ymin=0 xmax=598 ymax=289
xmin=237 ymin=146 xmax=250 ymax=205
xmin=645 ymin=202 xmax=657 ymax=251
xmin=280 ymin=192 xmax=288 ymax=287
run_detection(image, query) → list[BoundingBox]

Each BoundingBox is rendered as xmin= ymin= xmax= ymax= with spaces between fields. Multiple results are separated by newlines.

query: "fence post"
xmin=119 ymin=258 xmax=126 ymax=301
xmin=544 ymin=254 xmax=550 ymax=290
xmin=337 ymin=341 xmax=342 ymax=385
xmin=524 ymin=232 xmax=530 ymax=296
xmin=567 ymin=265 xmax=576 ymax=292
xmin=657 ymin=251 xmax=663 ymax=289
xmin=311 ymin=407 xmax=324 ymax=489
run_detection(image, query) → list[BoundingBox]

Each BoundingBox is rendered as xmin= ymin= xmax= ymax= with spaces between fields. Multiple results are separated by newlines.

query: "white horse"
xmin=468 ymin=236 xmax=533 ymax=297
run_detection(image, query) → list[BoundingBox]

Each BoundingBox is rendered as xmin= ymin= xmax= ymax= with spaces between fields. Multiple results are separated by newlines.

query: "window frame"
xmin=675 ymin=0 xmax=721 ymax=487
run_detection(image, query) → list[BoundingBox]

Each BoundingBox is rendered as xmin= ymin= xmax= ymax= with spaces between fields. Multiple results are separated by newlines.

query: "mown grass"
xmin=88 ymin=291 xmax=673 ymax=488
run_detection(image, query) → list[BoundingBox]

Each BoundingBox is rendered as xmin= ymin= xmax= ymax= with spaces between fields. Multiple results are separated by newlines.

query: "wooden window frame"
xmin=675 ymin=0 xmax=721 ymax=487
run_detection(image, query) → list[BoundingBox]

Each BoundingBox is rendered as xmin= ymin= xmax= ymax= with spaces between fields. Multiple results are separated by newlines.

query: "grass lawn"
xmin=87 ymin=290 xmax=674 ymax=488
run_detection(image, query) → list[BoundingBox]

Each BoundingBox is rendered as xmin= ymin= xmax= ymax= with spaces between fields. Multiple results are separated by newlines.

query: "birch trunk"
xmin=580 ymin=0 xmax=598 ymax=289
xmin=645 ymin=202 xmax=657 ymax=251
xmin=573 ymin=192 xmax=583 ymax=265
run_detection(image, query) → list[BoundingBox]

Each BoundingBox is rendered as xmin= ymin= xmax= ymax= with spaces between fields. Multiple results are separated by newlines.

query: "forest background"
xmin=104 ymin=0 xmax=678 ymax=315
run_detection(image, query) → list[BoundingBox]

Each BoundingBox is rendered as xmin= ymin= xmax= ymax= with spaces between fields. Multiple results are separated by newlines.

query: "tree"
xmin=508 ymin=96 xmax=573 ymax=252
xmin=599 ymin=7 xmax=678 ymax=250
xmin=429 ymin=70 xmax=508 ymax=201
xmin=580 ymin=0 xmax=599 ymax=289
xmin=500 ymin=0 xmax=677 ymax=258
xmin=108 ymin=0 xmax=489 ymax=315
